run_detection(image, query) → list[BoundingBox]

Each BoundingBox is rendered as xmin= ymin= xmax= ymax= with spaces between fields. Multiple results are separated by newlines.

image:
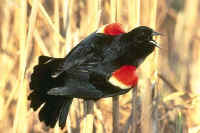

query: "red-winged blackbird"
xmin=28 ymin=23 xmax=160 ymax=129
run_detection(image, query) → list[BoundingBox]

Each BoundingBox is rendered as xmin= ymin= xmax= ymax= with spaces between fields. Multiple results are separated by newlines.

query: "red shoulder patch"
xmin=112 ymin=65 xmax=138 ymax=87
xmin=97 ymin=23 xmax=125 ymax=36
xmin=104 ymin=23 xmax=125 ymax=36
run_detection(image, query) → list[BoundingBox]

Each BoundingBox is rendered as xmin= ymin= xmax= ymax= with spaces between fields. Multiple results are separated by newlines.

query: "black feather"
xmin=59 ymin=98 xmax=73 ymax=129
xmin=38 ymin=96 xmax=65 ymax=128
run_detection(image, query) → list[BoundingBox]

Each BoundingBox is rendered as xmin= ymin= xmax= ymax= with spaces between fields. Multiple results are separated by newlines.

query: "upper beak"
xmin=152 ymin=31 xmax=163 ymax=36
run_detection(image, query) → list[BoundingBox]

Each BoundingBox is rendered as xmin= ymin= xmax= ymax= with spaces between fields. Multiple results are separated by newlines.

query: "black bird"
xmin=28 ymin=23 xmax=161 ymax=129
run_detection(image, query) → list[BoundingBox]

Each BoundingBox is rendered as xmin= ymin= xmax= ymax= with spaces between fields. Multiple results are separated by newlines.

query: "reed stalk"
xmin=13 ymin=0 xmax=28 ymax=133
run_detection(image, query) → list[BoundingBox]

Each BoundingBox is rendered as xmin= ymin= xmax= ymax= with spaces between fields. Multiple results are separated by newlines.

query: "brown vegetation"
xmin=0 ymin=0 xmax=200 ymax=133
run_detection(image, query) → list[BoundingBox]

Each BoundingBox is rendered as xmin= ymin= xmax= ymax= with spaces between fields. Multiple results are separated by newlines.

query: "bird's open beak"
xmin=150 ymin=31 xmax=162 ymax=48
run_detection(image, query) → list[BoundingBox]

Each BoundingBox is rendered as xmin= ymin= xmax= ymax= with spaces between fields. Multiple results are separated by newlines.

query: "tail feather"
xmin=38 ymin=96 xmax=72 ymax=128
xmin=38 ymin=55 xmax=53 ymax=64
xmin=30 ymin=56 xmax=64 ymax=91
xmin=28 ymin=91 xmax=45 ymax=111
xmin=28 ymin=55 xmax=72 ymax=129
xmin=59 ymin=98 xmax=73 ymax=129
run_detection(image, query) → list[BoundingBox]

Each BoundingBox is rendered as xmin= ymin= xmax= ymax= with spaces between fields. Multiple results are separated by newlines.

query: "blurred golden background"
xmin=0 ymin=0 xmax=200 ymax=133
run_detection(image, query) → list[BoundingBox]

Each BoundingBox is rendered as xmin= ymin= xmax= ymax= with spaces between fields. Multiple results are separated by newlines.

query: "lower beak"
xmin=149 ymin=40 xmax=161 ymax=48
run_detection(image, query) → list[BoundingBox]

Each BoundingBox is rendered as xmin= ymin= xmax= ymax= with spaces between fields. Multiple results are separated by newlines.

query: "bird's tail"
xmin=28 ymin=55 xmax=73 ymax=129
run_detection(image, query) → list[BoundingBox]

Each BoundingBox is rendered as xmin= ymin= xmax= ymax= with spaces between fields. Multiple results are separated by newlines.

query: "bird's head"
xmin=127 ymin=26 xmax=161 ymax=48
xmin=97 ymin=24 xmax=161 ymax=48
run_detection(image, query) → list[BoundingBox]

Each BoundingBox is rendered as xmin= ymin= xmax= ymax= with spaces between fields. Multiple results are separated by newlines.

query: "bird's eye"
xmin=137 ymin=32 xmax=146 ymax=41
xmin=141 ymin=32 xmax=145 ymax=36
xmin=140 ymin=32 xmax=147 ymax=38
xmin=136 ymin=31 xmax=152 ymax=42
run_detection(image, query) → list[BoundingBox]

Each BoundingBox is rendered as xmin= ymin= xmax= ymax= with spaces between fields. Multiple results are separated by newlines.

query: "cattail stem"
xmin=112 ymin=96 xmax=119 ymax=133
xmin=131 ymin=87 xmax=138 ymax=133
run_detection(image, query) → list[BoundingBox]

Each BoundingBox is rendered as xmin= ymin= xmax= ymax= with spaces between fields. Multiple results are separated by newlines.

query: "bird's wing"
xmin=47 ymin=77 xmax=104 ymax=100
xmin=51 ymin=33 xmax=114 ymax=77
xmin=47 ymin=69 xmax=131 ymax=99
xmin=47 ymin=60 xmax=135 ymax=99
xmin=48 ymin=69 xmax=104 ymax=100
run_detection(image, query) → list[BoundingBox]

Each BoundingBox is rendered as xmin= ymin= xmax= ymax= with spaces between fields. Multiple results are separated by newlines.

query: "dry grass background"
xmin=0 ymin=0 xmax=200 ymax=133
